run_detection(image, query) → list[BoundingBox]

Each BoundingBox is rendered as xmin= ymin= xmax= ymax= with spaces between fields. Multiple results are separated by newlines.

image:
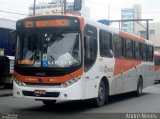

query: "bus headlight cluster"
xmin=14 ymin=78 xmax=25 ymax=86
xmin=61 ymin=76 xmax=81 ymax=88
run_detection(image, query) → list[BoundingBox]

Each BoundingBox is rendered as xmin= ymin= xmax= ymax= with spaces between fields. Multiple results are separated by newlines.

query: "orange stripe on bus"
xmin=17 ymin=60 xmax=34 ymax=65
xmin=119 ymin=31 xmax=145 ymax=43
xmin=114 ymin=59 xmax=141 ymax=76
xmin=13 ymin=67 xmax=83 ymax=84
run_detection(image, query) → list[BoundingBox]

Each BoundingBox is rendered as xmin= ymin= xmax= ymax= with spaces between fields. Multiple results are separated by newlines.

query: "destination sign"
xmin=25 ymin=19 xmax=71 ymax=28
xmin=16 ymin=16 xmax=80 ymax=31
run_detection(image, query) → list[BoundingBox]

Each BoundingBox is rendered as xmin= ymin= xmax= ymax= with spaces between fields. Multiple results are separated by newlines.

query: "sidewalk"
xmin=0 ymin=87 xmax=13 ymax=97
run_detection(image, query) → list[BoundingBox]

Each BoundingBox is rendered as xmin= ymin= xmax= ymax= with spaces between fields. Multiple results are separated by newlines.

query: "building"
xmin=121 ymin=4 xmax=141 ymax=34
xmin=135 ymin=22 xmax=160 ymax=51
xmin=0 ymin=18 xmax=16 ymax=56
xmin=28 ymin=1 xmax=78 ymax=15
xmin=28 ymin=2 xmax=64 ymax=15
xmin=28 ymin=0 xmax=90 ymax=18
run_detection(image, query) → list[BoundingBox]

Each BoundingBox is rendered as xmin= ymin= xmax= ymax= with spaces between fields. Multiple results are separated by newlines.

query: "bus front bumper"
xmin=13 ymin=80 xmax=83 ymax=101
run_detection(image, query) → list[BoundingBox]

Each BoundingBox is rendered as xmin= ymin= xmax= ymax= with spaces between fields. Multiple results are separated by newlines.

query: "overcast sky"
xmin=0 ymin=0 xmax=160 ymax=22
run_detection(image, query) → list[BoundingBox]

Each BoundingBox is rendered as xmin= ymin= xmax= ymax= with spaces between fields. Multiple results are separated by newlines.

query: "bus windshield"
xmin=155 ymin=56 xmax=160 ymax=65
xmin=16 ymin=32 xmax=81 ymax=68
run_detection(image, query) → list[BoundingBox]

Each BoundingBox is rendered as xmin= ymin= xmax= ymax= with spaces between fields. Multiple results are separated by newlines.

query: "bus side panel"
xmin=98 ymin=57 xmax=115 ymax=96
xmin=121 ymin=59 xmax=139 ymax=93
xmin=84 ymin=57 xmax=115 ymax=99
xmin=142 ymin=62 xmax=154 ymax=88
xmin=84 ymin=60 xmax=100 ymax=99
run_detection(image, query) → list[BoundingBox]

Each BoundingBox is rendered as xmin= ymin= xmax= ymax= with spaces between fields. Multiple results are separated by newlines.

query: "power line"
xmin=1 ymin=0 xmax=31 ymax=5
xmin=0 ymin=10 xmax=27 ymax=15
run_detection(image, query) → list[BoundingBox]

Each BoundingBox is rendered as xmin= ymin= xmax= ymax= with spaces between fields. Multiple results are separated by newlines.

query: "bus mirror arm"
xmin=105 ymin=49 xmax=113 ymax=57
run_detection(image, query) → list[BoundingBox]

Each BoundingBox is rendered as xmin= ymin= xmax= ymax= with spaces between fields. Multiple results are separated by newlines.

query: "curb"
xmin=0 ymin=89 xmax=13 ymax=97
xmin=0 ymin=93 xmax=12 ymax=97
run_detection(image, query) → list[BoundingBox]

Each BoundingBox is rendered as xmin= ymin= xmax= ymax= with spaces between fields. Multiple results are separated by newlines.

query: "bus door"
xmin=83 ymin=24 xmax=98 ymax=98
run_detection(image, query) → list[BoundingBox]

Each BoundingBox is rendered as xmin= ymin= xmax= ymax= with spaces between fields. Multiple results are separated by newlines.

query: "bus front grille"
xmin=22 ymin=91 xmax=60 ymax=97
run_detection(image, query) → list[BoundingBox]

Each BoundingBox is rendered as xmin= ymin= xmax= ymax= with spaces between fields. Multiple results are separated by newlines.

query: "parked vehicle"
xmin=154 ymin=51 xmax=160 ymax=83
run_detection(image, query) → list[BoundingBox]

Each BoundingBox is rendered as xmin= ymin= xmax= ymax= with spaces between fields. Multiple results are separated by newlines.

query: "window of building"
xmin=35 ymin=7 xmax=40 ymax=9
xmin=99 ymin=30 xmax=112 ymax=57
xmin=41 ymin=6 xmax=46 ymax=9
xmin=122 ymin=24 xmax=128 ymax=27
xmin=47 ymin=5 xmax=52 ymax=8
xmin=125 ymin=39 xmax=133 ymax=59
xmin=150 ymin=30 xmax=155 ymax=37
xmin=29 ymin=7 xmax=33 ymax=10
xmin=139 ymin=31 xmax=146 ymax=39
xmin=113 ymin=34 xmax=124 ymax=58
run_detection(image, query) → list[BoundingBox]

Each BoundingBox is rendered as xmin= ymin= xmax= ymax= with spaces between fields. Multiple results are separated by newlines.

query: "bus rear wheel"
xmin=42 ymin=100 xmax=56 ymax=106
xmin=91 ymin=80 xmax=108 ymax=107
xmin=134 ymin=77 xmax=143 ymax=97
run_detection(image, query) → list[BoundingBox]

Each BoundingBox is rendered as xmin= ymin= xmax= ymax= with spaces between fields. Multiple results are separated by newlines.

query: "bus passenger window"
xmin=142 ymin=44 xmax=147 ymax=61
xmin=134 ymin=41 xmax=141 ymax=60
xmin=99 ymin=30 xmax=113 ymax=57
xmin=148 ymin=45 xmax=153 ymax=62
xmin=113 ymin=34 xmax=124 ymax=58
xmin=126 ymin=39 xmax=133 ymax=59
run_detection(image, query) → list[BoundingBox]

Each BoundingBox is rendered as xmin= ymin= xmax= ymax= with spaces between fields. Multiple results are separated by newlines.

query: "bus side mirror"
xmin=9 ymin=30 xmax=16 ymax=56
xmin=74 ymin=0 xmax=82 ymax=11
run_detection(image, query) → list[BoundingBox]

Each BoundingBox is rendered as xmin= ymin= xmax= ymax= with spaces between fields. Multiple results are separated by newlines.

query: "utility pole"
xmin=33 ymin=0 xmax=36 ymax=16
xmin=109 ymin=19 xmax=153 ymax=40
xmin=146 ymin=20 xmax=149 ymax=40
xmin=108 ymin=0 xmax=110 ymax=20
xmin=63 ymin=0 xmax=66 ymax=14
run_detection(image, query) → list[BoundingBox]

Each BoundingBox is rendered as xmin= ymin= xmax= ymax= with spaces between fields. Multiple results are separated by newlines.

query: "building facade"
xmin=121 ymin=4 xmax=141 ymax=34
xmin=28 ymin=2 xmax=68 ymax=15
xmin=0 ymin=18 xmax=16 ymax=56
xmin=28 ymin=0 xmax=90 ymax=18
xmin=135 ymin=22 xmax=160 ymax=51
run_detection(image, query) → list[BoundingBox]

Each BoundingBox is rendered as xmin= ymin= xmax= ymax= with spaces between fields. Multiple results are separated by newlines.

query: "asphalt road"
xmin=0 ymin=84 xmax=160 ymax=119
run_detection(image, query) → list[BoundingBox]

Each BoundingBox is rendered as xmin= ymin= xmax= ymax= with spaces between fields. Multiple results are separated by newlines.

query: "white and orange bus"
xmin=13 ymin=14 xmax=154 ymax=107
xmin=154 ymin=51 xmax=160 ymax=83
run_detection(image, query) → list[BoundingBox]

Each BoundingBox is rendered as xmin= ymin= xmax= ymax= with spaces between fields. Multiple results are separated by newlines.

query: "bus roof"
xmin=21 ymin=14 xmax=83 ymax=21
xmin=84 ymin=17 xmax=153 ymax=45
xmin=19 ymin=14 xmax=153 ymax=45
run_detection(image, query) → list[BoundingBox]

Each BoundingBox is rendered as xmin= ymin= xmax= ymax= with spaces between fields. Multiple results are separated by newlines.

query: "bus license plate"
xmin=35 ymin=90 xmax=46 ymax=95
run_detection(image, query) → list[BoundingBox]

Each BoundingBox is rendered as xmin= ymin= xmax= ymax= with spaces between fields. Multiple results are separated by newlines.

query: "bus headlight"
xmin=61 ymin=76 xmax=81 ymax=88
xmin=14 ymin=78 xmax=26 ymax=86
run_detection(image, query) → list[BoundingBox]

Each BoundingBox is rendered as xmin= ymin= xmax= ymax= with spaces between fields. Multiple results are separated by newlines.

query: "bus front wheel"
xmin=91 ymin=80 xmax=108 ymax=107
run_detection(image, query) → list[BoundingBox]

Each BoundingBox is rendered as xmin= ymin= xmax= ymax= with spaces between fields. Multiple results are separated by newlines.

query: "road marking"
xmin=144 ymin=86 xmax=160 ymax=92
